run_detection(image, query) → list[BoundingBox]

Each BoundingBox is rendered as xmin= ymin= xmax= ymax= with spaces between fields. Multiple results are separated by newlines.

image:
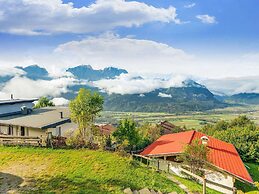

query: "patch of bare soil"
xmin=0 ymin=163 xmax=47 ymax=193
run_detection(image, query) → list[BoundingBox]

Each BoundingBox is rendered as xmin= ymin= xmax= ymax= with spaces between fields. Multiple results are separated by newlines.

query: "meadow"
xmin=0 ymin=147 xmax=184 ymax=194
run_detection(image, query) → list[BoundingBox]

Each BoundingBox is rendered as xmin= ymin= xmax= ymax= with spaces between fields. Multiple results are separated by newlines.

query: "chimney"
xmin=11 ymin=94 xmax=14 ymax=100
xmin=201 ymin=136 xmax=209 ymax=145
xmin=60 ymin=112 xmax=63 ymax=119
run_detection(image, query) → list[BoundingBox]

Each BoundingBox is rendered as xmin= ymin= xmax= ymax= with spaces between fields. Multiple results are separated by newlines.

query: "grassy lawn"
xmin=0 ymin=146 xmax=184 ymax=194
xmin=172 ymin=175 xmax=221 ymax=194
xmin=235 ymin=163 xmax=259 ymax=194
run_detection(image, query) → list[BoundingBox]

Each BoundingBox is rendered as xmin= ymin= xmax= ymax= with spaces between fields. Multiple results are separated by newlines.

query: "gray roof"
xmin=0 ymin=107 xmax=71 ymax=129
xmin=0 ymin=98 xmax=38 ymax=105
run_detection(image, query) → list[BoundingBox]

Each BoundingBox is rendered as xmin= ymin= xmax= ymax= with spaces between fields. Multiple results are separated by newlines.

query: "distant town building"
xmin=159 ymin=120 xmax=183 ymax=134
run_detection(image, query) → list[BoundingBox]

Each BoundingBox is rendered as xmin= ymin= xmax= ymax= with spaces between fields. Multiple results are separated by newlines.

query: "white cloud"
xmin=54 ymin=33 xmax=193 ymax=73
xmin=93 ymin=73 xmax=186 ymax=94
xmin=0 ymin=67 xmax=25 ymax=77
xmin=52 ymin=97 xmax=70 ymax=106
xmin=196 ymin=14 xmax=217 ymax=24
xmin=184 ymin=3 xmax=196 ymax=8
xmin=202 ymin=76 xmax=259 ymax=95
xmin=0 ymin=76 xmax=77 ymax=99
xmin=158 ymin=92 xmax=172 ymax=98
xmin=0 ymin=0 xmax=180 ymax=35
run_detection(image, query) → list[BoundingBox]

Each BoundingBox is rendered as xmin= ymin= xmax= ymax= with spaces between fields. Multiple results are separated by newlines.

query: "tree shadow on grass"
xmin=0 ymin=172 xmax=24 ymax=193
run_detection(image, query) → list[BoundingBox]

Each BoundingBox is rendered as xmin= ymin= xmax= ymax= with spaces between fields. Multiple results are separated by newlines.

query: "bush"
xmin=65 ymin=129 xmax=87 ymax=148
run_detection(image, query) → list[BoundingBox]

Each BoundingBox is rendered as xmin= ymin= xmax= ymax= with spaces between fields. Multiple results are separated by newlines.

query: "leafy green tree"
xmin=137 ymin=123 xmax=161 ymax=148
xmin=113 ymin=119 xmax=140 ymax=151
xmin=178 ymin=139 xmax=210 ymax=176
xmin=214 ymin=126 xmax=259 ymax=162
xmin=229 ymin=115 xmax=254 ymax=128
xmin=200 ymin=115 xmax=259 ymax=162
xmin=69 ymin=88 xmax=104 ymax=145
xmin=34 ymin=97 xmax=55 ymax=108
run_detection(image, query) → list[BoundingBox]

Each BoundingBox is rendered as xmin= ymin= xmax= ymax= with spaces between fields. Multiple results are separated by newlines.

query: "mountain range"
xmin=0 ymin=64 xmax=258 ymax=112
xmin=66 ymin=65 xmax=128 ymax=81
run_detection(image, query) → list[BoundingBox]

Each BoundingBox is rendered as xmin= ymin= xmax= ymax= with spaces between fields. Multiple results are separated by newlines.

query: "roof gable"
xmin=141 ymin=130 xmax=253 ymax=184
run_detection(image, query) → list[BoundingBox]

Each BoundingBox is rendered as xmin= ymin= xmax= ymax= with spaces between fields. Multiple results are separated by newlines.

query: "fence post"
xmin=168 ymin=163 xmax=170 ymax=173
xmin=203 ymin=178 xmax=206 ymax=194
xmin=157 ymin=160 xmax=160 ymax=171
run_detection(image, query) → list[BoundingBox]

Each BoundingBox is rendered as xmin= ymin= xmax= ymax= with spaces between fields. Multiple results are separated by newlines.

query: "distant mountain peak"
xmin=67 ymin=65 xmax=128 ymax=81
xmin=183 ymin=79 xmax=206 ymax=88
xmin=15 ymin=65 xmax=50 ymax=80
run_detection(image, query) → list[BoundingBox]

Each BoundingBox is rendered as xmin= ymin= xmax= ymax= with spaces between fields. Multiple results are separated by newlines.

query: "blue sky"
xmin=0 ymin=0 xmax=259 ymax=78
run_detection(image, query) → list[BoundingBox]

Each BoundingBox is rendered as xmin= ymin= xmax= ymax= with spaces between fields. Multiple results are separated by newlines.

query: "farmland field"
xmin=98 ymin=105 xmax=259 ymax=129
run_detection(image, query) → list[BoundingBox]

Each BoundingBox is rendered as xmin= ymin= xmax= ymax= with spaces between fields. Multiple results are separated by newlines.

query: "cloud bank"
xmin=52 ymin=97 xmax=70 ymax=106
xmin=0 ymin=76 xmax=77 ymax=99
xmin=0 ymin=0 xmax=179 ymax=35
xmin=202 ymin=76 xmax=259 ymax=95
xmin=94 ymin=73 xmax=186 ymax=94
xmin=54 ymin=33 xmax=192 ymax=73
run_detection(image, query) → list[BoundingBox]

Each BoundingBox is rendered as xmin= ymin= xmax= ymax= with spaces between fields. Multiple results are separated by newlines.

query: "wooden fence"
xmin=133 ymin=154 xmax=237 ymax=194
xmin=0 ymin=135 xmax=42 ymax=146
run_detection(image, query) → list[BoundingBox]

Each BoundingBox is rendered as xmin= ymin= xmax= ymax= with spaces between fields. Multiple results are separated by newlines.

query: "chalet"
xmin=159 ymin=120 xmax=182 ymax=134
xmin=98 ymin=124 xmax=116 ymax=136
xmin=0 ymin=98 xmax=75 ymax=146
xmin=141 ymin=130 xmax=253 ymax=194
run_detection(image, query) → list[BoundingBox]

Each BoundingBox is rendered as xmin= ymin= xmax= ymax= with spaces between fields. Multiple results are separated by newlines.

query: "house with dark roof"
xmin=0 ymin=98 xmax=37 ymax=117
xmin=141 ymin=130 xmax=253 ymax=194
xmin=98 ymin=124 xmax=116 ymax=136
xmin=0 ymin=98 xmax=76 ymax=146
xmin=159 ymin=120 xmax=182 ymax=134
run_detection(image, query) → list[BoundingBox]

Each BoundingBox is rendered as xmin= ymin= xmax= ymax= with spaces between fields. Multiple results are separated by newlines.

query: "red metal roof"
xmin=140 ymin=130 xmax=253 ymax=184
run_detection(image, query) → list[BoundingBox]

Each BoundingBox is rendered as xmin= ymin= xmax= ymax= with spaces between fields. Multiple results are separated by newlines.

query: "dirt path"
xmin=0 ymin=163 xmax=47 ymax=193
xmin=167 ymin=175 xmax=194 ymax=194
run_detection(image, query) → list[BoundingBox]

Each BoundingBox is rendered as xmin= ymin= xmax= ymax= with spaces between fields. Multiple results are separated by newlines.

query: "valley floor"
xmin=98 ymin=105 xmax=259 ymax=129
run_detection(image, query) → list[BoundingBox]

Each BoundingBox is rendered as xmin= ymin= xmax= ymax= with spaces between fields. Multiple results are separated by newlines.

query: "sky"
xmin=0 ymin=0 xmax=259 ymax=90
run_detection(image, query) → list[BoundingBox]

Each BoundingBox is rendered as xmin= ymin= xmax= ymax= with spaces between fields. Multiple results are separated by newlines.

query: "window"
xmin=8 ymin=126 xmax=13 ymax=135
xmin=21 ymin=126 xmax=25 ymax=136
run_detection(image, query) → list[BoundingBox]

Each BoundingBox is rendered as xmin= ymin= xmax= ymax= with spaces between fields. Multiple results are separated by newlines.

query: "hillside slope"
xmin=104 ymin=86 xmax=227 ymax=113
xmin=0 ymin=147 xmax=183 ymax=194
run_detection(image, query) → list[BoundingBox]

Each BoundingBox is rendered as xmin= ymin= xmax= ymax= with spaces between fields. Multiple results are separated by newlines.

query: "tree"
xmin=178 ymin=139 xmax=210 ymax=176
xmin=137 ymin=123 xmax=161 ymax=149
xmin=214 ymin=126 xmax=259 ymax=162
xmin=34 ymin=97 xmax=55 ymax=108
xmin=69 ymin=88 xmax=104 ymax=146
xmin=200 ymin=115 xmax=259 ymax=162
xmin=112 ymin=119 xmax=140 ymax=151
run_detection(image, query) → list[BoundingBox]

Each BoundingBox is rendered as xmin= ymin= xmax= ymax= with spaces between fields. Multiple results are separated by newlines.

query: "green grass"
xmin=172 ymin=175 xmax=221 ymax=194
xmin=0 ymin=146 xmax=184 ymax=194
xmin=235 ymin=163 xmax=259 ymax=194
